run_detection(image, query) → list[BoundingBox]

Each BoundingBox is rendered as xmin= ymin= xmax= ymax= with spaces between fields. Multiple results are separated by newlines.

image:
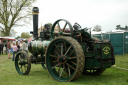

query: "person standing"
xmin=0 ymin=42 xmax=1 ymax=55
xmin=22 ymin=39 xmax=27 ymax=51
xmin=12 ymin=42 xmax=18 ymax=61
xmin=16 ymin=41 xmax=20 ymax=49
xmin=20 ymin=41 xmax=23 ymax=50
xmin=7 ymin=41 xmax=12 ymax=59
xmin=5 ymin=41 xmax=8 ymax=54
xmin=0 ymin=42 xmax=4 ymax=55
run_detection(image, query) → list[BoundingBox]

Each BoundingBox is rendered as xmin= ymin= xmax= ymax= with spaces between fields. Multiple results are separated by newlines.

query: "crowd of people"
xmin=0 ymin=39 xmax=27 ymax=61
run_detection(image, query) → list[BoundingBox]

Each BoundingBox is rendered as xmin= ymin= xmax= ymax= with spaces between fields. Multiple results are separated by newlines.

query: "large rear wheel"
xmin=46 ymin=37 xmax=85 ymax=81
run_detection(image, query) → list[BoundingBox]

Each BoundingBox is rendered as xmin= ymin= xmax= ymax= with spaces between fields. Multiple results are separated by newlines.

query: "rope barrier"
xmin=112 ymin=65 xmax=128 ymax=71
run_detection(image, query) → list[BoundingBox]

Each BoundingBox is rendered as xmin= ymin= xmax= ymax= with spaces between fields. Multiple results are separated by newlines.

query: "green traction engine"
xmin=15 ymin=7 xmax=115 ymax=82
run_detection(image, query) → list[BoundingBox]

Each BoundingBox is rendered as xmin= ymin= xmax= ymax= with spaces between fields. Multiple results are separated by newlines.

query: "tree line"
xmin=0 ymin=0 xmax=36 ymax=36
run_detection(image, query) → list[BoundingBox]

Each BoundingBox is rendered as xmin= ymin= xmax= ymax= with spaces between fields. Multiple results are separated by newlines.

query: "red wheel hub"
xmin=57 ymin=55 xmax=67 ymax=64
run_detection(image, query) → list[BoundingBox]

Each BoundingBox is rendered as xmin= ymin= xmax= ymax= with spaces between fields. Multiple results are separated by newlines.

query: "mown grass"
xmin=115 ymin=53 xmax=128 ymax=69
xmin=0 ymin=53 xmax=128 ymax=85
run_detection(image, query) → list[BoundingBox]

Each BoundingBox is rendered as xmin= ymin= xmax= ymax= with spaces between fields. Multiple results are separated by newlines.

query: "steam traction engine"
xmin=15 ymin=7 xmax=115 ymax=82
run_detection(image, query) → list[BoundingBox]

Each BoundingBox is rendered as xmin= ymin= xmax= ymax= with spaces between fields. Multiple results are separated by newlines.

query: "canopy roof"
xmin=91 ymin=31 xmax=107 ymax=34
xmin=111 ymin=30 xmax=125 ymax=33
xmin=0 ymin=36 xmax=15 ymax=41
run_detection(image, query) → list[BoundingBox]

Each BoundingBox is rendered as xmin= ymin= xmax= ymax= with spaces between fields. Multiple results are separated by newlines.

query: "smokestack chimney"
xmin=31 ymin=7 xmax=39 ymax=39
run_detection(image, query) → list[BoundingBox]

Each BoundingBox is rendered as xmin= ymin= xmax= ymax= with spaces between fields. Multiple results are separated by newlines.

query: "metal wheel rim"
xmin=42 ymin=64 xmax=46 ymax=69
xmin=15 ymin=52 xmax=31 ymax=75
xmin=46 ymin=39 xmax=77 ymax=81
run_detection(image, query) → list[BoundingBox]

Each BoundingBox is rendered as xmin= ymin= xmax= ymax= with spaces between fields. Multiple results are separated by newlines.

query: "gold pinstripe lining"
xmin=43 ymin=41 xmax=46 ymax=52
xmin=36 ymin=42 xmax=38 ymax=53
xmin=32 ymin=42 xmax=34 ymax=52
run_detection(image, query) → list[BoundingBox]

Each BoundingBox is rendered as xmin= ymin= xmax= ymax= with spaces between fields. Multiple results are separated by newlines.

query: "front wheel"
xmin=46 ymin=37 xmax=85 ymax=82
xmin=15 ymin=51 xmax=31 ymax=75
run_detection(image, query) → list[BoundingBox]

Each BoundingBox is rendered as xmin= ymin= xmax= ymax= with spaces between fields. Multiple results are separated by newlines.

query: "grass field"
xmin=0 ymin=53 xmax=128 ymax=85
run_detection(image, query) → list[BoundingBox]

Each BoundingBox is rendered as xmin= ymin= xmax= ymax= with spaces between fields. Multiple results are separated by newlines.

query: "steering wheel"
xmin=51 ymin=19 xmax=74 ymax=39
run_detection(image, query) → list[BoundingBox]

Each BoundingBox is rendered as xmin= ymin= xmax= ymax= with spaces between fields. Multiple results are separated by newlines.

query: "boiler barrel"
xmin=28 ymin=40 xmax=50 ymax=54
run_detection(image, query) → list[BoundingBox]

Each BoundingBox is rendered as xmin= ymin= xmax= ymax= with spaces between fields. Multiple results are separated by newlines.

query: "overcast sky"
xmin=14 ymin=0 xmax=128 ymax=36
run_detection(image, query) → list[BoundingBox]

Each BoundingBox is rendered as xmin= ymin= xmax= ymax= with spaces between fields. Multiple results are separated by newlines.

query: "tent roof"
xmin=0 ymin=36 xmax=15 ymax=41
xmin=111 ymin=30 xmax=125 ymax=33
xmin=92 ymin=31 xmax=107 ymax=34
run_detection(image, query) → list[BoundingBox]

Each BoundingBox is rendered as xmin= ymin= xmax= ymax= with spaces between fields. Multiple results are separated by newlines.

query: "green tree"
xmin=0 ymin=0 xmax=36 ymax=36
xmin=15 ymin=36 xmax=21 ymax=39
xmin=0 ymin=30 xmax=5 ymax=36
xmin=9 ymin=29 xmax=17 ymax=37
xmin=93 ymin=25 xmax=102 ymax=32
xmin=0 ymin=29 xmax=16 ymax=37
xmin=21 ymin=32 xmax=30 ymax=39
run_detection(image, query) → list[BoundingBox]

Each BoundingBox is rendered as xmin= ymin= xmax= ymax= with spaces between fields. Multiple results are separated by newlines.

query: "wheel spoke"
xmin=24 ymin=65 xmax=26 ymax=72
xmin=61 ymin=43 xmax=63 ymax=55
xmin=66 ymin=63 xmax=75 ymax=70
xmin=62 ymin=23 xmax=67 ymax=32
xmin=20 ymin=66 xmax=23 ymax=73
xmin=24 ymin=57 xmax=27 ymax=60
xmin=55 ymin=45 xmax=61 ymax=53
xmin=58 ymin=64 xmax=61 ymax=74
xmin=71 ymin=61 xmax=76 ymax=65
xmin=50 ymin=55 xmax=58 ymax=58
xmin=70 ymin=50 xmax=74 ymax=56
xmin=68 ymin=66 xmax=71 ymax=76
xmin=69 ymin=57 xmax=77 ymax=59
xmin=54 ymin=50 xmax=60 ymax=57
xmin=19 ymin=66 xmax=22 ymax=69
xmin=64 ymin=65 xmax=68 ymax=77
xmin=64 ymin=41 xmax=66 ymax=51
xmin=24 ymin=65 xmax=27 ymax=68
xmin=57 ymin=23 xmax=61 ymax=31
xmin=60 ymin=67 xmax=64 ymax=77
xmin=64 ymin=46 xmax=71 ymax=55
xmin=19 ymin=56 xmax=22 ymax=61
xmin=53 ymin=61 xmax=58 ymax=63
xmin=52 ymin=63 xmax=60 ymax=69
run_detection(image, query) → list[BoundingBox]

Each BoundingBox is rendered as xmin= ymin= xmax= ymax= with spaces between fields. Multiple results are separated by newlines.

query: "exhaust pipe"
xmin=30 ymin=7 xmax=39 ymax=39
